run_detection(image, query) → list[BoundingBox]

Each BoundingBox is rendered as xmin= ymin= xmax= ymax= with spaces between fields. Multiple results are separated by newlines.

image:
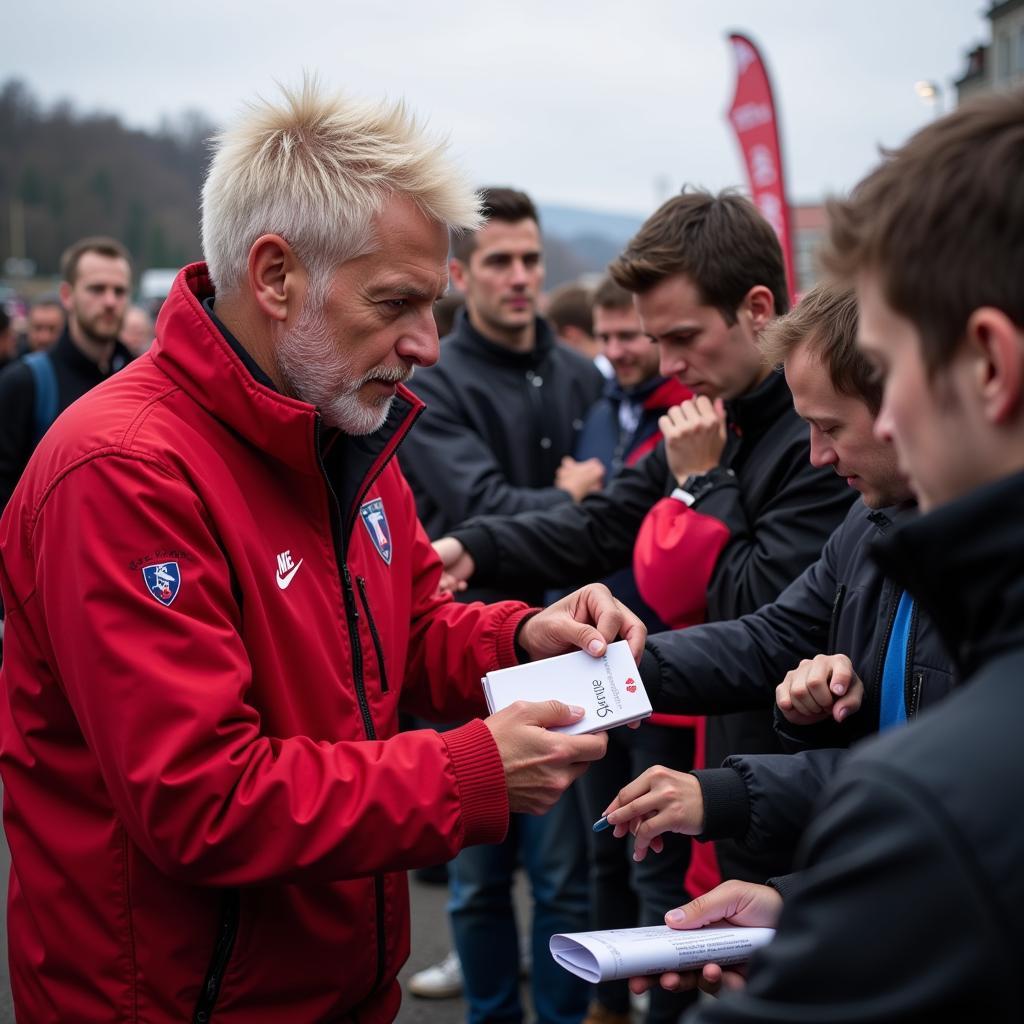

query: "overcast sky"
xmin=8 ymin=1 xmax=987 ymax=216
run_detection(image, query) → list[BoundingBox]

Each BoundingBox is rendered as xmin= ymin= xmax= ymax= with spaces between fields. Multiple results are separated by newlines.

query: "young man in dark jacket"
xmin=400 ymin=187 xmax=604 ymax=570
xmin=627 ymin=88 xmax=1024 ymax=1023
xmin=0 ymin=236 xmax=134 ymax=513
xmin=435 ymin=191 xmax=855 ymax=887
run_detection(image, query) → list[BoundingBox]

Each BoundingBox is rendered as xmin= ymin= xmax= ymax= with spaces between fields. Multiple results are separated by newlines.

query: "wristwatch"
xmin=671 ymin=466 xmax=736 ymax=507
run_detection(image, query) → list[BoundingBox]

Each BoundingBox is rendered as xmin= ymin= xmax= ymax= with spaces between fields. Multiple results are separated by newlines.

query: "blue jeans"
xmin=576 ymin=721 xmax=698 ymax=1022
xmin=449 ymin=785 xmax=590 ymax=1024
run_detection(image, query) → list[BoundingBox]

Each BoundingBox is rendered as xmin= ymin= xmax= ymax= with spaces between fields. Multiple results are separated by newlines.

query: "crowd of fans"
xmin=0 ymin=80 xmax=1021 ymax=1024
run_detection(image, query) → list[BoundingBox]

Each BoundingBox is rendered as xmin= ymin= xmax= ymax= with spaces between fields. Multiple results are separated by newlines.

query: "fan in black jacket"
xmin=629 ymin=85 xmax=1024 ymax=1024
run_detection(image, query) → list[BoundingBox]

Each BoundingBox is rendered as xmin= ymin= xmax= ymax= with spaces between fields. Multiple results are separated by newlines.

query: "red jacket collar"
xmin=149 ymin=263 xmax=424 ymax=475
xmin=644 ymin=377 xmax=691 ymax=411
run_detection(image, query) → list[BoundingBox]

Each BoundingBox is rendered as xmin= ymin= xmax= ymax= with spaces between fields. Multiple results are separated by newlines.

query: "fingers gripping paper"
xmin=550 ymin=924 xmax=776 ymax=982
xmin=482 ymin=640 xmax=652 ymax=734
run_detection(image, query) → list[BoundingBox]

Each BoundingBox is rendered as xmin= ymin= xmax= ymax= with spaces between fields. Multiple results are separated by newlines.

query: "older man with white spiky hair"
xmin=0 ymin=79 xmax=644 ymax=1022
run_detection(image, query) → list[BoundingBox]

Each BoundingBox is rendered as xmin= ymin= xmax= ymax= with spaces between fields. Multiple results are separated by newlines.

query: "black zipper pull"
xmin=341 ymin=563 xmax=359 ymax=620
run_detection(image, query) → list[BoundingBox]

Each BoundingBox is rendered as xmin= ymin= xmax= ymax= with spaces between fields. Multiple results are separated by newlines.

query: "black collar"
xmin=872 ymin=468 xmax=1024 ymax=676
xmin=53 ymin=326 xmax=131 ymax=376
xmin=449 ymin=308 xmax=556 ymax=370
xmin=202 ymin=297 xmax=278 ymax=391
xmin=725 ymin=368 xmax=794 ymax=440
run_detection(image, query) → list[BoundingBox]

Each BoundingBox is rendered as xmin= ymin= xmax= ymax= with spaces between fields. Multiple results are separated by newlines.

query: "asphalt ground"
xmin=398 ymin=869 xmax=532 ymax=1023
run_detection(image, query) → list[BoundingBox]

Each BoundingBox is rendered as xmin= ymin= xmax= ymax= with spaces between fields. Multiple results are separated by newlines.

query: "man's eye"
xmin=383 ymin=299 xmax=407 ymax=311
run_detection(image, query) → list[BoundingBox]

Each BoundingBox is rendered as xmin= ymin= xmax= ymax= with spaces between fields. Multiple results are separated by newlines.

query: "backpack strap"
xmin=24 ymin=351 xmax=59 ymax=445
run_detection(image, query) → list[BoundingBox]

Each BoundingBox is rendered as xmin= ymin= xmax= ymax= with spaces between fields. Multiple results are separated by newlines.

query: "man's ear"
xmin=966 ymin=307 xmax=1024 ymax=426
xmin=247 ymin=235 xmax=305 ymax=323
xmin=741 ymin=285 xmax=776 ymax=335
xmin=448 ymin=257 xmax=468 ymax=294
xmin=59 ymin=281 xmax=73 ymax=312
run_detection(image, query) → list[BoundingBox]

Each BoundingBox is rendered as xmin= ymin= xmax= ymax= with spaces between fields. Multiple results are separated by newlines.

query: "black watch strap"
xmin=679 ymin=466 xmax=735 ymax=504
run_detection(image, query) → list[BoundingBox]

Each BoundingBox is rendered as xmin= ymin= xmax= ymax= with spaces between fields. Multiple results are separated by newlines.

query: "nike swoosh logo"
xmin=276 ymin=558 xmax=304 ymax=590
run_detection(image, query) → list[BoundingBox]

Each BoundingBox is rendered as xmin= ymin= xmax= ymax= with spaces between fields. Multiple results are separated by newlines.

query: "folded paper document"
xmin=482 ymin=640 xmax=652 ymax=734
xmin=550 ymin=924 xmax=775 ymax=983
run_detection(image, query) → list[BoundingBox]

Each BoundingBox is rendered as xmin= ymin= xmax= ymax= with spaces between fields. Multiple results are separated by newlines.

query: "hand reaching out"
xmin=556 ymin=456 xmax=605 ymax=502
xmin=600 ymin=766 xmax=705 ymax=861
xmin=432 ymin=537 xmax=475 ymax=594
xmin=628 ymin=880 xmax=782 ymax=997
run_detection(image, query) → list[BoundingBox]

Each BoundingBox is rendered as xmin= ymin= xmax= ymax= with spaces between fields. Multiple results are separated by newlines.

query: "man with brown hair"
xmin=437 ymin=191 xmax=854 ymax=888
xmin=625 ymin=90 xmax=1024 ymax=1022
xmin=546 ymin=281 xmax=608 ymax=370
xmin=401 ymin=187 xmax=605 ymax=547
xmin=0 ymin=236 xmax=133 ymax=511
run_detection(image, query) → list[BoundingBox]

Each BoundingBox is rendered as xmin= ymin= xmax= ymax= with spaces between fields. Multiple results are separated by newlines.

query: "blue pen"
xmin=592 ymin=816 xmax=611 ymax=833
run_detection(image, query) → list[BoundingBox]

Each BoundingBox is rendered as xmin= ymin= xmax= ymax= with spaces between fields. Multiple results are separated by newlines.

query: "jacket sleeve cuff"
xmin=638 ymin=646 xmax=665 ymax=707
xmin=766 ymin=871 xmax=801 ymax=901
xmin=499 ymin=607 xmax=539 ymax=667
xmin=692 ymin=767 xmax=750 ymax=842
xmin=450 ymin=523 xmax=500 ymax=584
xmin=441 ymin=719 xmax=509 ymax=847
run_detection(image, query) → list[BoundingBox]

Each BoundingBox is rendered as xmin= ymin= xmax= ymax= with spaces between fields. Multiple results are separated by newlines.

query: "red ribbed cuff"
xmin=442 ymin=719 xmax=509 ymax=847
xmin=496 ymin=606 xmax=538 ymax=668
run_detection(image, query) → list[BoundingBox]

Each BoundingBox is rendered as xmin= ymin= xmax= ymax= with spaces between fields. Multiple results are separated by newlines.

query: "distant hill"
xmin=0 ymin=77 xmax=641 ymax=290
xmin=536 ymin=205 xmax=644 ymax=288
xmin=538 ymin=204 xmax=643 ymax=247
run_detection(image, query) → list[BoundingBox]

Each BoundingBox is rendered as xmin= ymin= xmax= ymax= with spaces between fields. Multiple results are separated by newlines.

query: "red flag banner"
xmin=726 ymin=33 xmax=796 ymax=303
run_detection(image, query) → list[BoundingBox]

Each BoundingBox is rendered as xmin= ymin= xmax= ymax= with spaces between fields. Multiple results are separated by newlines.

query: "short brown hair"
xmin=450 ymin=186 xmax=539 ymax=261
xmin=760 ymin=282 xmax=880 ymax=412
xmin=60 ymin=236 xmax=132 ymax=285
xmin=593 ymin=275 xmax=633 ymax=311
xmin=546 ymin=283 xmax=593 ymax=335
xmin=822 ymin=89 xmax=1024 ymax=372
xmin=609 ymin=189 xmax=789 ymax=322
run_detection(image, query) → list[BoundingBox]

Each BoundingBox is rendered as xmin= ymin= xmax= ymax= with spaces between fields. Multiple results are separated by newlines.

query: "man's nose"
xmin=398 ymin=314 xmax=440 ymax=368
xmin=873 ymin=402 xmax=894 ymax=445
xmin=659 ymin=345 xmax=685 ymax=378
xmin=808 ymin=429 xmax=836 ymax=468
xmin=509 ymin=259 xmax=530 ymax=287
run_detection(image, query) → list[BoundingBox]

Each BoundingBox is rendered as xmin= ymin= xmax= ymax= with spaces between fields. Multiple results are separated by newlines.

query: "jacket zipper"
xmin=357 ymin=576 xmax=389 ymax=694
xmin=902 ymin=600 xmax=920 ymax=717
xmin=316 ymin=418 xmax=395 ymax=996
xmin=826 ymin=584 xmax=846 ymax=655
xmin=908 ymin=671 xmax=924 ymax=718
xmin=870 ymin=584 xmax=901 ymax=722
xmin=192 ymin=889 xmax=240 ymax=1023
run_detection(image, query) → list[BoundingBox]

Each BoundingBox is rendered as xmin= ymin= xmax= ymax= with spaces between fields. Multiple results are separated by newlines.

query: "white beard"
xmin=276 ymin=302 xmax=412 ymax=435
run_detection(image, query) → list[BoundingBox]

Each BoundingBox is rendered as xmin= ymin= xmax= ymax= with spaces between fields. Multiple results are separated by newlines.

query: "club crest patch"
xmin=359 ymin=498 xmax=392 ymax=565
xmin=142 ymin=562 xmax=181 ymax=606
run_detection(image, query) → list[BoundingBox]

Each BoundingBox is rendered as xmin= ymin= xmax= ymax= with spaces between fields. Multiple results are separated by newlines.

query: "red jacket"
xmin=0 ymin=264 xmax=530 ymax=1023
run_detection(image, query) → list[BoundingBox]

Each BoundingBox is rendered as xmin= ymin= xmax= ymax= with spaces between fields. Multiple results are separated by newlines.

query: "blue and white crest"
xmin=142 ymin=562 xmax=181 ymax=606
xmin=359 ymin=498 xmax=392 ymax=565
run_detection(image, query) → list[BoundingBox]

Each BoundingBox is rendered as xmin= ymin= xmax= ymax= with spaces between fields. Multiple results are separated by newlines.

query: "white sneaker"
xmin=408 ymin=950 xmax=463 ymax=999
